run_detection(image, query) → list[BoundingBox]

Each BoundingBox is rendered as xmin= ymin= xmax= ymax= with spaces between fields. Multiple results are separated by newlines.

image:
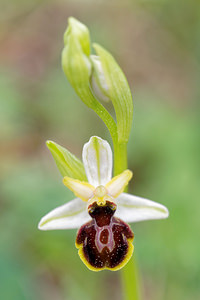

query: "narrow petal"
xmin=63 ymin=177 xmax=94 ymax=201
xmin=115 ymin=193 xmax=169 ymax=223
xmin=82 ymin=136 xmax=112 ymax=186
xmin=38 ymin=198 xmax=90 ymax=230
xmin=106 ymin=170 xmax=133 ymax=198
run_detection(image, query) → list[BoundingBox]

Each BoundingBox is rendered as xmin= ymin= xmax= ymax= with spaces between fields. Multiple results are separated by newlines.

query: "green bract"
xmin=92 ymin=44 xmax=133 ymax=143
xmin=46 ymin=140 xmax=87 ymax=180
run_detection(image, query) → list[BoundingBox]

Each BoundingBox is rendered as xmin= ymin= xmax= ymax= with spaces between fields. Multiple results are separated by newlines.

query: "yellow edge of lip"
xmin=75 ymin=237 xmax=134 ymax=272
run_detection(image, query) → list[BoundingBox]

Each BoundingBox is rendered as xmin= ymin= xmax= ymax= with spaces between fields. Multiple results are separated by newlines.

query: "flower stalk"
xmin=122 ymin=257 xmax=141 ymax=300
xmin=38 ymin=16 xmax=169 ymax=300
xmin=115 ymin=138 xmax=141 ymax=300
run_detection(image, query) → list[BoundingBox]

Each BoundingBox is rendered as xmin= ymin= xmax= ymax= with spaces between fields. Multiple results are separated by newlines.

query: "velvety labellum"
xmin=76 ymin=201 xmax=134 ymax=271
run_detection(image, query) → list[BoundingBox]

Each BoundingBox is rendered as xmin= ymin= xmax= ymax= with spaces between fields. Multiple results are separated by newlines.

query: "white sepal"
xmin=115 ymin=193 xmax=169 ymax=223
xmin=38 ymin=198 xmax=90 ymax=230
xmin=82 ymin=136 xmax=112 ymax=187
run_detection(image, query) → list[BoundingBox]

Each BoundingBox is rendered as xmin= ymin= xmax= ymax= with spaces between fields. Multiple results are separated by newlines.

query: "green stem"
xmin=113 ymin=141 xmax=128 ymax=176
xmin=92 ymin=100 xmax=127 ymax=178
xmin=76 ymin=86 xmax=120 ymax=160
xmin=113 ymin=138 xmax=141 ymax=300
xmin=121 ymin=255 xmax=141 ymax=300
xmin=93 ymin=100 xmax=118 ymax=143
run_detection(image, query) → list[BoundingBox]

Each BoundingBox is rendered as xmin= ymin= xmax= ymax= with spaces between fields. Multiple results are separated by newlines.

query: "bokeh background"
xmin=0 ymin=0 xmax=200 ymax=299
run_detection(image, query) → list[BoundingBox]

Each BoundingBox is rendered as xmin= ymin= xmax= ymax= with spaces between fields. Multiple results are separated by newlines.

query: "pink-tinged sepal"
xmin=75 ymin=201 xmax=134 ymax=271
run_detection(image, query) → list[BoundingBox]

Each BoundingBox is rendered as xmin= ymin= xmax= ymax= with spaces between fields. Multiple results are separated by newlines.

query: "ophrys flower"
xmin=38 ymin=136 xmax=169 ymax=271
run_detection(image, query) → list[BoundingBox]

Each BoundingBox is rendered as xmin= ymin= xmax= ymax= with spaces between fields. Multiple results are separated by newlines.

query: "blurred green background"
xmin=0 ymin=0 xmax=200 ymax=299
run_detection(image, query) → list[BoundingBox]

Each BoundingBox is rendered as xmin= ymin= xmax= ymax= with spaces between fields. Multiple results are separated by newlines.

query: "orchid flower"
xmin=38 ymin=136 xmax=169 ymax=271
